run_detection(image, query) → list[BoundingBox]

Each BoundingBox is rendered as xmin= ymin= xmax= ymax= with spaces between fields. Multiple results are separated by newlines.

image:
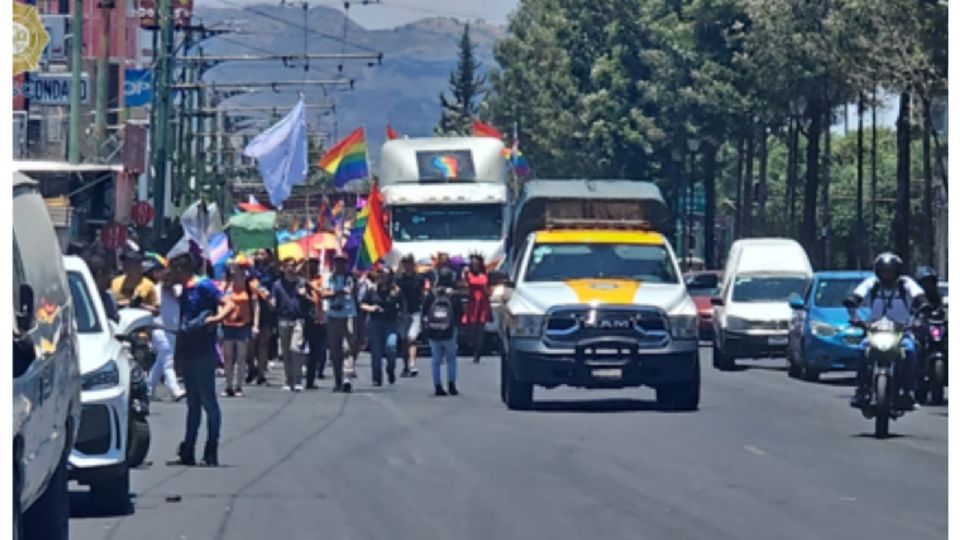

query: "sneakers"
xmin=257 ymin=376 xmax=268 ymax=386
xmin=342 ymin=380 xmax=352 ymax=393
xmin=293 ymin=384 xmax=304 ymax=392
xmin=400 ymin=368 xmax=412 ymax=378
xmin=434 ymin=384 xmax=448 ymax=397
xmin=221 ymin=388 xmax=235 ymax=398
xmin=448 ymin=382 xmax=459 ymax=396
xmin=373 ymin=380 xmax=383 ymax=388
xmin=409 ymin=367 xmax=419 ymax=377
xmin=281 ymin=385 xmax=292 ymax=392
xmin=173 ymin=390 xmax=187 ymax=402
xmin=234 ymin=388 xmax=244 ymax=397
xmin=387 ymin=371 xmax=396 ymax=385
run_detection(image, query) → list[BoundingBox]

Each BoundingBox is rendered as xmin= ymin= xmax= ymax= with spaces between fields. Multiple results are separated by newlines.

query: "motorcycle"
xmin=917 ymin=308 xmax=948 ymax=405
xmin=852 ymin=317 xmax=913 ymax=439
xmin=116 ymin=309 xmax=154 ymax=468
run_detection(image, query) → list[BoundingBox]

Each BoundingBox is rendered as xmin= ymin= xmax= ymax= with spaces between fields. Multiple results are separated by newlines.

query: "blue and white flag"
xmin=243 ymin=98 xmax=308 ymax=208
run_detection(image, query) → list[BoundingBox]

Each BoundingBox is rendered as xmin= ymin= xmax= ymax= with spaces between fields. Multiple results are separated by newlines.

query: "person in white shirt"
xmin=147 ymin=259 xmax=186 ymax=401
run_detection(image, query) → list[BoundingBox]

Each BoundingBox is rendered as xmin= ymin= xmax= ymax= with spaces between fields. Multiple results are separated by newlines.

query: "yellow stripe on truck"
xmin=535 ymin=230 xmax=665 ymax=245
xmin=565 ymin=279 xmax=640 ymax=304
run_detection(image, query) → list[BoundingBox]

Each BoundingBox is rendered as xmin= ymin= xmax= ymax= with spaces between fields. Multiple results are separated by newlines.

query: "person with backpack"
xmin=844 ymin=252 xmax=930 ymax=408
xmin=220 ymin=256 xmax=260 ymax=397
xmin=423 ymin=265 xmax=462 ymax=396
xmin=360 ymin=268 xmax=405 ymax=386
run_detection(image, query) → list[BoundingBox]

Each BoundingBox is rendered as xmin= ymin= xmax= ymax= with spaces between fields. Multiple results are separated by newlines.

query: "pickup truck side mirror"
xmin=788 ymin=293 xmax=805 ymax=310
xmin=711 ymin=296 xmax=724 ymax=307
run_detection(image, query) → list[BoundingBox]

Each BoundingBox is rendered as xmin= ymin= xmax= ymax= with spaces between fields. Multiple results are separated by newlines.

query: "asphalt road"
xmin=70 ymin=347 xmax=947 ymax=540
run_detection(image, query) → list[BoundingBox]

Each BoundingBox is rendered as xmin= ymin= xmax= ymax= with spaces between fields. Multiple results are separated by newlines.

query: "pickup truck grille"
xmin=544 ymin=307 xmax=669 ymax=348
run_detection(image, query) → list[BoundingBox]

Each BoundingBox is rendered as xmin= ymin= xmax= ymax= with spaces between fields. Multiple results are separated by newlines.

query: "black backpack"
xmin=425 ymin=295 xmax=454 ymax=334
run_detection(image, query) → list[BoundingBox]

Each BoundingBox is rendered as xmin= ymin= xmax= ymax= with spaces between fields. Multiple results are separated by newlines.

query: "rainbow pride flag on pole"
xmin=319 ymin=127 xmax=369 ymax=188
xmin=349 ymin=183 xmax=392 ymax=270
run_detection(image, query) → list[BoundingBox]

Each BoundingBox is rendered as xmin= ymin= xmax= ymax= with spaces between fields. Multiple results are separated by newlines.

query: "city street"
xmin=69 ymin=347 xmax=947 ymax=540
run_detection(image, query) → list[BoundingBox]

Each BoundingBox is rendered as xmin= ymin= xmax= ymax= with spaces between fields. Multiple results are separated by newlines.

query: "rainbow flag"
xmin=319 ymin=127 xmax=369 ymax=188
xmin=351 ymin=184 xmax=392 ymax=270
xmin=386 ymin=125 xmax=399 ymax=140
xmin=472 ymin=119 xmax=503 ymax=139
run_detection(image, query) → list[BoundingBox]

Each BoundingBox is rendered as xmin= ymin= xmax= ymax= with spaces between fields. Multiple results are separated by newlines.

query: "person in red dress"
xmin=462 ymin=254 xmax=492 ymax=363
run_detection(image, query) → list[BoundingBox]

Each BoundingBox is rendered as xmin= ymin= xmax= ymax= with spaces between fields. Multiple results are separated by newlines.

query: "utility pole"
xmin=68 ymin=0 xmax=84 ymax=163
xmin=94 ymin=0 xmax=112 ymax=157
xmin=151 ymin=0 xmax=174 ymax=244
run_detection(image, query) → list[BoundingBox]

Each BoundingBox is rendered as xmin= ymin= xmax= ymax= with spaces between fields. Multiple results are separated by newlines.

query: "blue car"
xmin=786 ymin=271 xmax=871 ymax=381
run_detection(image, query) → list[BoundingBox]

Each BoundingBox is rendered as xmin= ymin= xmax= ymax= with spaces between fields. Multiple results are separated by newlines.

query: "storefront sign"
xmin=14 ymin=73 xmax=90 ymax=105
xmin=124 ymin=68 xmax=152 ymax=107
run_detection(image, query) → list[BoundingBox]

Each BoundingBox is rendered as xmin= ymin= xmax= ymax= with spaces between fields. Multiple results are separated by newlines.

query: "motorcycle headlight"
xmin=82 ymin=360 xmax=120 ymax=391
xmin=725 ymin=315 xmax=749 ymax=332
xmin=869 ymin=333 xmax=899 ymax=352
xmin=669 ymin=314 xmax=698 ymax=339
xmin=811 ymin=321 xmax=838 ymax=338
xmin=512 ymin=314 xmax=544 ymax=338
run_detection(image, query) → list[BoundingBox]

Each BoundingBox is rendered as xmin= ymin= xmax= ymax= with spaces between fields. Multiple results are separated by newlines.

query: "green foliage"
xmin=436 ymin=24 xmax=487 ymax=136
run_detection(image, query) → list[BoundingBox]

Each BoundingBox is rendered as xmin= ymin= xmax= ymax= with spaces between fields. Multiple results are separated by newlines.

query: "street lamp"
xmin=684 ymin=138 xmax=700 ymax=269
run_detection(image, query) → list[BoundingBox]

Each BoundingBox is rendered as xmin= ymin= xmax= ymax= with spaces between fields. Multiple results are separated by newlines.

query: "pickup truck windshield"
xmin=525 ymin=243 xmax=678 ymax=283
xmin=391 ymin=204 xmax=503 ymax=241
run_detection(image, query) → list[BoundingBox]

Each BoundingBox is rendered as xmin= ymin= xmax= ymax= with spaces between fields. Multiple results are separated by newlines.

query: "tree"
xmin=436 ymin=23 xmax=487 ymax=136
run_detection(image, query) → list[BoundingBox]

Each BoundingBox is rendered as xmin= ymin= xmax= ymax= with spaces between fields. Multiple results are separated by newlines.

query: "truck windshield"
xmin=391 ymin=204 xmax=503 ymax=241
xmin=67 ymin=271 xmax=102 ymax=334
xmin=525 ymin=243 xmax=678 ymax=283
xmin=732 ymin=276 xmax=808 ymax=303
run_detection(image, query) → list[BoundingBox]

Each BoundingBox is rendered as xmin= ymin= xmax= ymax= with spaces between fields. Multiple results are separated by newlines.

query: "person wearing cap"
xmin=304 ymin=256 xmax=328 ymax=389
xmin=147 ymin=256 xmax=186 ymax=401
xmin=271 ymin=258 xmax=312 ymax=391
xmin=111 ymin=249 xmax=159 ymax=313
xmin=325 ymin=252 xmax=358 ymax=392
xmin=221 ymin=255 xmax=260 ymax=397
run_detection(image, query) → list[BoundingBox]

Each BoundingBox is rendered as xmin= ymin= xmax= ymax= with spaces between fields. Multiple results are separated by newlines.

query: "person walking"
xmin=396 ymin=254 xmax=425 ymax=378
xmin=272 ymin=258 xmax=311 ymax=391
xmin=112 ymin=249 xmax=159 ymax=311
xmin=146 ymin=257 xmax=186 ymax=401
xmin=304 ymin=256 xmax=328 ymax=389
xmin=462 ymin=254 xmax=492 ymax=363
xmin=424 ymin=265 xmax=462 ymax=396
xmin=360 ymin=269 xmax=405 ymax=387
xmin=221 ymin=256 xmax=259 ymax=397
xmin=249 ymin=249 xmax=279 ymax=385
xmin=326 ymin=253 xmax=358 ymax=392
xmin=168 ymin=253 xmax=235 ymax=467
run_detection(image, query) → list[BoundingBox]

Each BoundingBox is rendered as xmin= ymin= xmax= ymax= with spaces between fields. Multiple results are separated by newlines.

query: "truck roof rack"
xmin=544 ymin=218 xmax=653 ymax=231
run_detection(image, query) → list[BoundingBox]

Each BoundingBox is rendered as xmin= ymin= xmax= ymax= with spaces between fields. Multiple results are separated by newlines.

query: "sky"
xmin=199 ymin=0 xmax=519 ymax=29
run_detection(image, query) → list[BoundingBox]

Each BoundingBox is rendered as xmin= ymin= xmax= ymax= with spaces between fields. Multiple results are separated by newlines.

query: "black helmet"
xmin=873 ymin=252 xmax=903 ymax=286
xmin=915 ymin=266 xmax=939 ymax=286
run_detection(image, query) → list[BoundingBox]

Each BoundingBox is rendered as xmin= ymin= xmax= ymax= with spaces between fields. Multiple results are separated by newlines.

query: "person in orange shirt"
xmin=221 ymin=255 xmax=260 ymax=397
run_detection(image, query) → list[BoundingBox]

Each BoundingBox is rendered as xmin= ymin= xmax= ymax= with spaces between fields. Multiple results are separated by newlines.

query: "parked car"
xmin=712 ymin=238 xmax=813 ymax=370
xmin=14 ymin=172 xmax=81 ymax=540
xmin=63 ymin=256 xmax=152 ymax=515
xmin=685 ymin=271 xmax=722 ymax=340
xmin=786 ymin=271 xmax=872 ymax=381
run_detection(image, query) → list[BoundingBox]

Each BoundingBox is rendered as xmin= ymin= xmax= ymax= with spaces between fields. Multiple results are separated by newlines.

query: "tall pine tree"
xmin=436 ymin=24 xmax=486 ymax=136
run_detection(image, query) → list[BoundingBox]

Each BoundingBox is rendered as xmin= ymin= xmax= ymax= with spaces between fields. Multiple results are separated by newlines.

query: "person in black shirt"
xmin=360 ymin=269 xmax=406 ymax=387
xmin=396 ymin=254 xmax=425 ymax=378
xmin=423 ymin=266 xmax=462 ymax=396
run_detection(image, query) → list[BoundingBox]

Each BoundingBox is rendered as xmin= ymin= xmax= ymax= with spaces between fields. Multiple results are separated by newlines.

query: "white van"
xmin=712 ymin=238 xmax=813 ymax=370
xmin=14 ymin=172 xmax=81 ymax=540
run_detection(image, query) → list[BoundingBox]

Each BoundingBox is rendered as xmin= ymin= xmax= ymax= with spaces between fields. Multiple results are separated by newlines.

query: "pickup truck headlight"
xmin=811 ymin=321 xmax=838 ymax=337
xmin=82 ymin=360 xmax=120 ymax=391
xmin=512 ymin=314 xmax=544 ymax=338
xmin=669 ymin=314 xmax=698 ymax=339
xmin=725 ymin=315 xmax=750 ymax=332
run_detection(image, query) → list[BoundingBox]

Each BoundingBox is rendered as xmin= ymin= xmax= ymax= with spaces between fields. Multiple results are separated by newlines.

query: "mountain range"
xmin=194 ymin=3 xmax=504 ymax=163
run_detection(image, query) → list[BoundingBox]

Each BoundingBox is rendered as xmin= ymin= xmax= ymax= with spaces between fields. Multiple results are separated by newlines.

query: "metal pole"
xmin=151 ymin=0 xmax=174 ymax=244
xmin=94 ymin=3 xmax=111 ymax=157
xmin=68 ymin=0 xmax=84 ymax=163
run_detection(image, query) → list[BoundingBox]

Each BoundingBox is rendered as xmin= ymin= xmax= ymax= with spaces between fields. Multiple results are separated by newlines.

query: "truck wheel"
xmin=23 ymin=444 xmax=69 ymax=540
xmin=801 ymin=363 xmax=820 ymax=382
xmin=657 ymin=357 xmax=701 ymax=411
xmin=712 ymin=340 xmax=734 ymax=371
xmin=503 ymin=352 xmax=533 ymax=410
xmin=91 ymin=463 xmax=131 ymax=515
xmin=127 ymin=417 xmax=151 ymax=469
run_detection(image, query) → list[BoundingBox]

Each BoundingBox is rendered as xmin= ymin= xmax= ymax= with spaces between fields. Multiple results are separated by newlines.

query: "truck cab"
xmin=494 ymin=180 xmax=700 ymax=410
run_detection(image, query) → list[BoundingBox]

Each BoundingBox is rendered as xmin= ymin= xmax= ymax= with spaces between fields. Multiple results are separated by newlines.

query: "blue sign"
xmin=124 ymin=68 xmax=153 ymax=107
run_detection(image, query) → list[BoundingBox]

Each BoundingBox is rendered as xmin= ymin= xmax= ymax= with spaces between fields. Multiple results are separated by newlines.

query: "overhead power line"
xmin=172 ymin=79 xmax=355 ymax=90
xmin=179 ymin=52 xmax=382 ymax=64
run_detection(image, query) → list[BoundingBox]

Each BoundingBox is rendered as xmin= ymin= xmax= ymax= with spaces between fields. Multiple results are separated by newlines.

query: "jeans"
xmin=222 ymin=327 xmax=250 ymax=392
xmin=328 ymin=317 xmax=354 ymax=387
xmin=430 ymin=330 xmax=458 ymax=386
xmin=305 ymin=321 xmax=328 ymax=385
xmin=278 ymin=319 xmax=305 ymax=388
xmin=149 ymin=330 xmax=183 ymax=397
xmin=182 ymin=352 xmax=221 ymax=446
xmin=858 ymin=333 xmax=917 ymax=393
xmin=367 ymin=318 xmax=398 ymax=385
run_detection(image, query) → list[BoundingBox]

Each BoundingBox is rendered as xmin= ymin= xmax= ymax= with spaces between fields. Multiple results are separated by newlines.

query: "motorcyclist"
xmin=915 ymin=267 xmax=944 ymax=313
xmin=844 ymin=252 xmax=929 ymax=409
